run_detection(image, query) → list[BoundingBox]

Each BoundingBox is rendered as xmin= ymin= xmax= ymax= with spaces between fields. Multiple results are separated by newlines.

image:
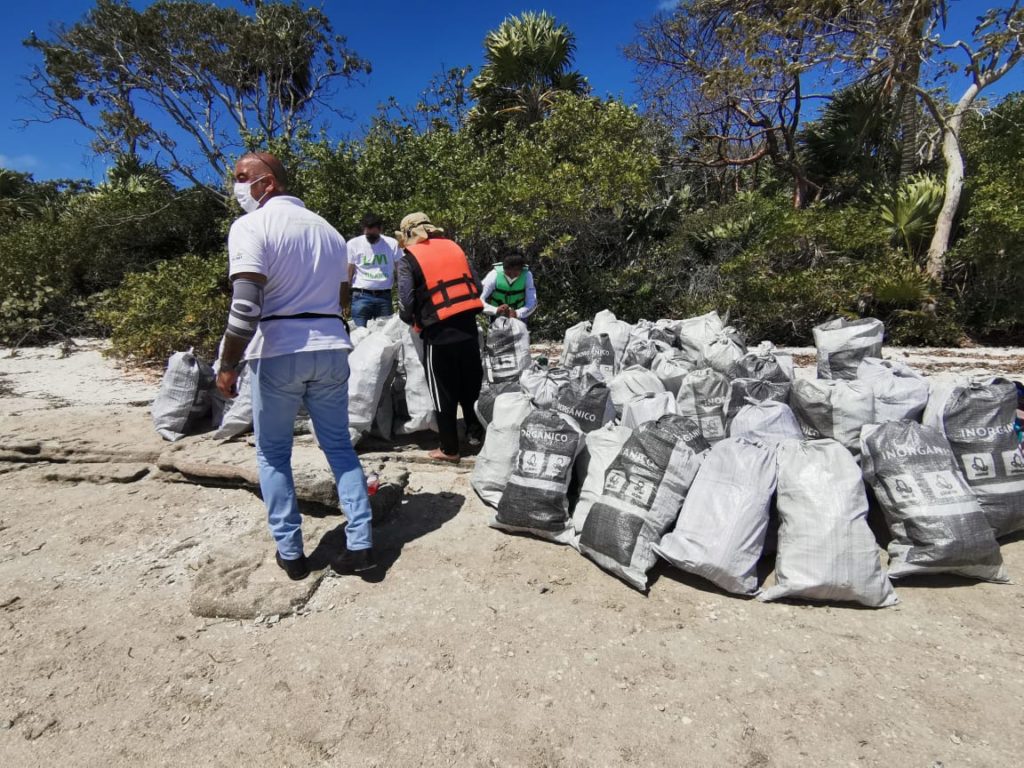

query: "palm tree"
xmin=800 ymin=82 xmax=898 ymax=200
xmin=468 ymin=12 xmax=588 ymax=131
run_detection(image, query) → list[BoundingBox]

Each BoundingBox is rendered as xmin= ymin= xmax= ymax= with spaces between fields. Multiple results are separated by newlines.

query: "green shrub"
xmin=0 ymin=179 xmax=226 ymax=346
xmin=700 ymin=194 xmax=963 ymax=345
xmin=93 ymin=254 xmax=229 ymax=363
xmin=951 ymin=94 xmax=1024 ymax=341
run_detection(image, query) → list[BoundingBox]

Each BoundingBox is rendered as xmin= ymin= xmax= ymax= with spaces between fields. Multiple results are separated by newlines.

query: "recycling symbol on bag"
xmin=971 ymin=456 xmax=990 ymax=476
xmin=894 ymin=478 xmax=914 ymax=496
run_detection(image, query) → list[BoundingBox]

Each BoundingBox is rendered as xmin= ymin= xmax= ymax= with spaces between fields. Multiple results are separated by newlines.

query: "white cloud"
xmin=0 ymin=153 xmax=40 ymax=170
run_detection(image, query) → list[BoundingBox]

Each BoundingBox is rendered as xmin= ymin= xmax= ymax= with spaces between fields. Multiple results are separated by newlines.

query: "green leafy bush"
xmin=93 ymin=254 xmax=229 ymax=363
xmin=951 ymin=94 xmax=1024 ymax=341
xmin=0 ymin=174 xmax=225 ymax=346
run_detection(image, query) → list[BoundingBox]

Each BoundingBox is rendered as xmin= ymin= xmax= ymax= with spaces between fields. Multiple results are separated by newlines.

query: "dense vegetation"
xmin=1 ymin=1 xmax=1022 ymax=362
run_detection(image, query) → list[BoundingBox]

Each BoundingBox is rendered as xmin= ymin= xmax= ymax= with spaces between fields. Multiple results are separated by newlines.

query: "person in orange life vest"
xmin=395 ymin=212 xmax=485 ymax=463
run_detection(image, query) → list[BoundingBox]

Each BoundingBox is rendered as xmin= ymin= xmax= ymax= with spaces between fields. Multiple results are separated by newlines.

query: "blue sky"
xmin=2 ymin=1 xmax=1022 ymax=183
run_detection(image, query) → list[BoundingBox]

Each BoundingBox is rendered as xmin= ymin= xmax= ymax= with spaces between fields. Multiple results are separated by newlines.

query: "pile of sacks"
xmin=152 ymin=314 xmax=534 ymax=446
xmin=473 ymin=310 xmax=1024 ymax=606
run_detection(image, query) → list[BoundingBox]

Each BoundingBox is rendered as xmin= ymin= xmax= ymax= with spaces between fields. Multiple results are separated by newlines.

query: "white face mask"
xmin=233 ymin=175 xmax=269 ymax=213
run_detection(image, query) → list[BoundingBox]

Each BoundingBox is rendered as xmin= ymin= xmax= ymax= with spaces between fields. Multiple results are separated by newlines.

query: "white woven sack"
xmin=813 ymin=317 xmax=883 ymax=380
xmin=655 ymin=437 xmax=778 ymax=595
xmin=520 ymin=364 xmax=571 ymax=407
xmin=492 ymin=409 xmax=583 ymax=543
xmin=395 ymin=324 xmax=437 ymax=434
xmin=856 ymin=357 xmax=928 ymax=423
xmin=571 ymin=424 xmax=632 ymax=535
xmin=471 ymin=392 xmax=534 ymax=507
xmin=591 ymin=309 xmax=633 ymax=365
xmin=729 ymin=400 xmax=804 ymax=444
xmin=860 ymin=421 xmax=1008 ymax=582
xmin=214 ymin=363 xmax=254 ymax=439
xmin=790 ymin=378 xmax=874 ymax=453
xmin=609 ymin=366 xmax=665 ymax=416
xmin=725 ymin=378 xmax=791 ymax=422
xmin=622 ymin=391 xmax=678 ymax=430
xmin=560 ymin=320 xmax=592 ymax=368
xmin=577 ymin=415 xmax=707 ymax=591
xmin=675 ymin=311 xmax=724 ymax=350
xmin=347 ymin=332 xmax=401 ymax=436
xmin=348 ymin=326 xmax=371 ymax=347
xmin=760 ymin=439 xmax=899 ymax=607
xmin=475 ymin=379 xmax=521 ymax=428
xmin=651 ymin=349 xmax=694 ymax=396
xmin=484 ymin=316 xmax=532 ymax=383
xmin=703 ymin=327 xmax=747 ymax=374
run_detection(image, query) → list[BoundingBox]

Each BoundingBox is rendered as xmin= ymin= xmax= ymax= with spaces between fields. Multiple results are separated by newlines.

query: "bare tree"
xmin=628 ymin=1 xmax=864 ymax=208
xmin=23 ymin=0 xmax=369 ymax=200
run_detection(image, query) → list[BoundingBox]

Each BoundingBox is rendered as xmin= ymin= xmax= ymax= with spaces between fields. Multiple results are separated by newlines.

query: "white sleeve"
xmin=481 ymin=269 xmax=498 ymax=316
xmin=339 ymin=239 xmax=350 ymax=284
xmin=346 ymin=237 xmax=361 ymax=266
xmin=516 ymin=271 xmax=538 ymax=320
xmin=228 ymin=218 xmax=266 ymax=277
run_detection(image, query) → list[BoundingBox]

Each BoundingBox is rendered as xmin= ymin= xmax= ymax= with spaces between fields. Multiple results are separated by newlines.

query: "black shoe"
xmin=331 ymin=547 xmax=378 ymax=575
xmin=276 ymin=552 xmax=310 ymax=581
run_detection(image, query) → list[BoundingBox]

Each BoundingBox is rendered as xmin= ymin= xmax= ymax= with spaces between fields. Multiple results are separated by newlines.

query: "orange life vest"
xmin=404 ymin=238 xmax=484 ymax=327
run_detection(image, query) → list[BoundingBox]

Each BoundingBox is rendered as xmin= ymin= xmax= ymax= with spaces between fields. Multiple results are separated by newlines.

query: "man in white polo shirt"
xmin=343 ymin=212 xmax=400 ymax=327
xmin=215 ymin=151 xmax=375 ymax=581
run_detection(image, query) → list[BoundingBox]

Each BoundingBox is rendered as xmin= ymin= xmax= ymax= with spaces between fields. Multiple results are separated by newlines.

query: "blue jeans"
xmin=250 ymin=350 xmax=372 ymax=559
xmin=351 ymin=291 xmax=393 ymax=328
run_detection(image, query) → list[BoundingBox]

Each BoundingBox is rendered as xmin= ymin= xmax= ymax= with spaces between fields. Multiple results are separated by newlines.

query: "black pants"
xmin=424 ymin=338 xmax=483 ymax=455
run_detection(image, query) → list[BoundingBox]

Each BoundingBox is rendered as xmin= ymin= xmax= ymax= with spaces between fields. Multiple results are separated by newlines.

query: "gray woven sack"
xmin=760 ymin=439 xmax=899 ymax=607
xmin=726 ymin=378 xmax=791 ymax=422
xmin=492 ymin=410 xmax=584 ymax=543
xmin=790 ymin=378 xmax=874 ymax=454
xmin=577 ymin=414 xmax=708 ymax=591
xmin=152 ymin=349 xmax=214 ymax=442
xmin=860 ymin=421 xmax=1008 ymax=582
xmin=813 ymin=317 xmax=884 ymax=380
xmin=484 ymin=316 xmax=531 ymax=383
xmin=923 ymin=376 xmax=1024 ymax=537
xmin=676 ymin=367 xmax=731 ymax=444
xmin=655 ymin=437 xmax=778 ymax=595
xmin=553 ymin=373 xmax=616 ymax=434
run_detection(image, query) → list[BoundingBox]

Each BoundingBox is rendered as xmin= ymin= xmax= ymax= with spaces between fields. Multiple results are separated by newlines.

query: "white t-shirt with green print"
xmin=346 ymin=234 xmax=400 ymax=290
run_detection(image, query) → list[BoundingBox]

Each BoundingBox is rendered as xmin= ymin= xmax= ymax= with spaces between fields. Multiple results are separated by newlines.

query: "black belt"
xmin=353 ymin=288 xmax=392 ymax=297
xmin=261 ymin=312 xmax=350 ymax=333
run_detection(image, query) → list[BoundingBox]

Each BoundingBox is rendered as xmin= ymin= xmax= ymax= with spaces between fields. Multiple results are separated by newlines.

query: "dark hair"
xmin=361 ymin=212 xmax=383 ymax=229
xmin=502 ymin=253 xmax=526 ymax=271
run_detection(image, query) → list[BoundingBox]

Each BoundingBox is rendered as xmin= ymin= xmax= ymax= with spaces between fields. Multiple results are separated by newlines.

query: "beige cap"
xmin=397 ymin=211 xmax=444 ymax=247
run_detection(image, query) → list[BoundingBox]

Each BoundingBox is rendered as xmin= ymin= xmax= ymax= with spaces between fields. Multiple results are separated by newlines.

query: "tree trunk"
xmin=926 ymin=82 xmax=979 ymax=282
